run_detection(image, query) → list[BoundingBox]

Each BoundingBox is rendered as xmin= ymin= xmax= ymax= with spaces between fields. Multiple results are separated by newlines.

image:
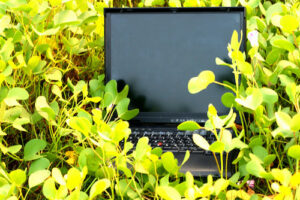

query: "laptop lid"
xmin=105 ymin=7 xmax=246 ymax=124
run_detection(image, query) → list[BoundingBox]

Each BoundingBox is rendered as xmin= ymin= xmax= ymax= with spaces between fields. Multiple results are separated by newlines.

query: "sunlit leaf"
xmin=161 ymin=152 xmax=178 ymax=174
xmin=280 ymin=15 xmax=299 ymax=33
xmin=209 ymin=141 xmax=225 ymax=153
xmin=66 ymin=168 xmax=81 ymax=191
xmin=54 ymin=10 xmax=80 ymax=26
xmin=193 ymin=134 xmax=209 ymax=150
xmin=135 ymin=137 xmax=149 ymax=161
xmin=188 ymin=70 xmax=215 ymax=94
xmin=275 ymin=111 xmax=291 ymax=130
xmin=9 ymin=169 xmax=26 ymax=186
xmin=89 ymin=179 xmax=110 ymax=199
xmin=29 ymin=170 xmax=51 ymax=188
xmin=43 ymin=178 xmax=56 ymax=200
xmin=157 ymin=186 xmax=181 ymax=200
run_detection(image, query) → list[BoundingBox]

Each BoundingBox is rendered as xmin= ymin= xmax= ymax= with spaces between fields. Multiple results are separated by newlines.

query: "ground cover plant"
xmin=0 ymin=0 xmax=299 ymax=199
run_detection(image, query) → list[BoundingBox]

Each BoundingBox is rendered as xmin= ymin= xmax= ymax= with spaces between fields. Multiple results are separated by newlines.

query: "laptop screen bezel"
xmin=104 ymin=7 xmax=246 ymax=124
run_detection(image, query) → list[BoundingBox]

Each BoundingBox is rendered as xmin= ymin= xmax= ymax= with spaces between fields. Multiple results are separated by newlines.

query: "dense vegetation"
xmin=0 ymin=0 xmax=299 ymax=199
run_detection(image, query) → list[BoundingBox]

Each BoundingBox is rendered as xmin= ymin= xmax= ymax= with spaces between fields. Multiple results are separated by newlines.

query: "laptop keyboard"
xmin=121 ymin=127 xmax=218 ymax=155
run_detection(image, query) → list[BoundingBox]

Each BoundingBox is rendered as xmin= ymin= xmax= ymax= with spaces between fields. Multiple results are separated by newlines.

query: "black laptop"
xmin=104 ymin=7 xmax=246 ymax=176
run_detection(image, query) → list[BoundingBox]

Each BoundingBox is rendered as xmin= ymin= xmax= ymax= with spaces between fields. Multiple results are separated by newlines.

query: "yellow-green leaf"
xmin=66 ymin=168 xmax=81 ymax=191
xmin=157 ymin=186 xmax=181 ymax=200
xmin=89 ymin=179 xmax=110 ymax=199
xmin=280 ymin=15 xmax=299 ymax=33
xmin=188 ymin=70 xmax=215 ymax=94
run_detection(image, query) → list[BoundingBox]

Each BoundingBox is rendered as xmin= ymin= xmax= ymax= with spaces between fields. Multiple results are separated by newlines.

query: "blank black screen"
xmin=106 ymin=9 xmax=244 ymax=122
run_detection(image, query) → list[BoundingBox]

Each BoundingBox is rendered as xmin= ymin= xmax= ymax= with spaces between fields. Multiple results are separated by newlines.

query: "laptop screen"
xmin=105 ymin=8 xmax=245 ymax=123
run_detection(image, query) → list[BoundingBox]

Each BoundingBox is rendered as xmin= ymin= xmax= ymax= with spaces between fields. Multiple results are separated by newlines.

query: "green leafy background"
xmin=0 ymin=0 xmax=299 ymax=199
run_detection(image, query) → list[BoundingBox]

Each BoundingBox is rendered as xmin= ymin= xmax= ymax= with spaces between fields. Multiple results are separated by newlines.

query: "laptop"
xmin=104 ymin=7 xmax=246 ymax=176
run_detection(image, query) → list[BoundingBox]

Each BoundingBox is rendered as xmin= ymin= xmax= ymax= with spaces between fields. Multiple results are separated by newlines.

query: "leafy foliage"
xmin=0 ymin=0 xmax=299 ymax=199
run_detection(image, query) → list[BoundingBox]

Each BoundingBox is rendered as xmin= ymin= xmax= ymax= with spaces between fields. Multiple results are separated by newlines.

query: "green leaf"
xmin=54 ymin=10 xmax=80 ymax=27
xmin=231 ymin=30 xmax=239 ymax=51
xmin=265 ymin=3 xmax=282 ymax=24
xmin=275 ymin=111 xmax=291 ymax=130
xmin=76 ymin=0 xmax=88 ymax=12
xmin=156 ymin=186 xmax=181 ymax=200
xmin=266 ymin=49 xmax=281 ymax=65
xmin=264 ymin=154 xmax=276 ymax=166
xmin=13 ymin=117 xmax=30 ymax=132
xmin=29 ymin=170 xmax=51 ymax=188
xmin=252 ymin=146 xmax=268 ymax=162
xmin=271 ymin=38 xmax=295 ymax=52
xmin=280 ymin=15 xmax=299 ymax=33
xmin=288 ymin=145 xmax=300 ymax=160
xmin=161 ymin=152 xmax=178 ymax=174
xmin=24 ymin=139 xmax=47 ymax=161
xmin=0 ymin=38 xmax=13 ymax=62
xmin=236 ymin=60 xmax=253 ymax=75
xmin=193 ymin=134 xmax=210 ymax=150
xmin=7 ymin=145 xmax=22 ymax=154
xmin=246 ymin=160 xmax=266 ymax=178
xmin=229 ymin=138 xmax=248 ymax=151
xmin=180 ymin=150 xmax=190 ymax=166
xmin=27 ymin=56 xmax=46 ymax=74
xmin=291 ymin=114 xmax=300 ymax=132
xmin=177 ymin=121 xmax=201 ymax=131
xmin=68 ymin=117 xmax=92 ymax=136
xmin=215 ymin=57 xmax=231 ymax=67
xmin=209 ymin=141 xmax=225 ymax=153
xmin=29 ymin=158 xmax=50 ymax=175
xmin=115 ymin=85 xmax=128 ymax=103
xmin=66 ymin=168 xmax=82 ymax=191
xmin=214 ymin=178 xmax=229 ymax=196
xmin=45 ymin=68 xmax=62 ymax=82
xmin=116 ymin=98 xmax=139 ymax=120
xmin=260 ymin=87 xmax=278 ymax=105
xmin=221 ymin=92 xmax=235 ymax=108
xmin=4 ymin=87 xmax=29 ymax=106
xmin=135 ymin=137 xmax=149 ymax=161
xmin=9 ymin=169 xmax=26 ymax=186
xmin=221 ymin=129 xmax=232 ymax=152
xmin=89 ymin=179 xmax=110 ymax=199
xmin=188 ymin=70 xmax=215 ymax=94
xmin=43 ymin=178 xmax=56 ymax=200
xmin=35 ymin=96 xmax=56 ymax=122
xmin=235 ymin=88 xmax=263 ymax=110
